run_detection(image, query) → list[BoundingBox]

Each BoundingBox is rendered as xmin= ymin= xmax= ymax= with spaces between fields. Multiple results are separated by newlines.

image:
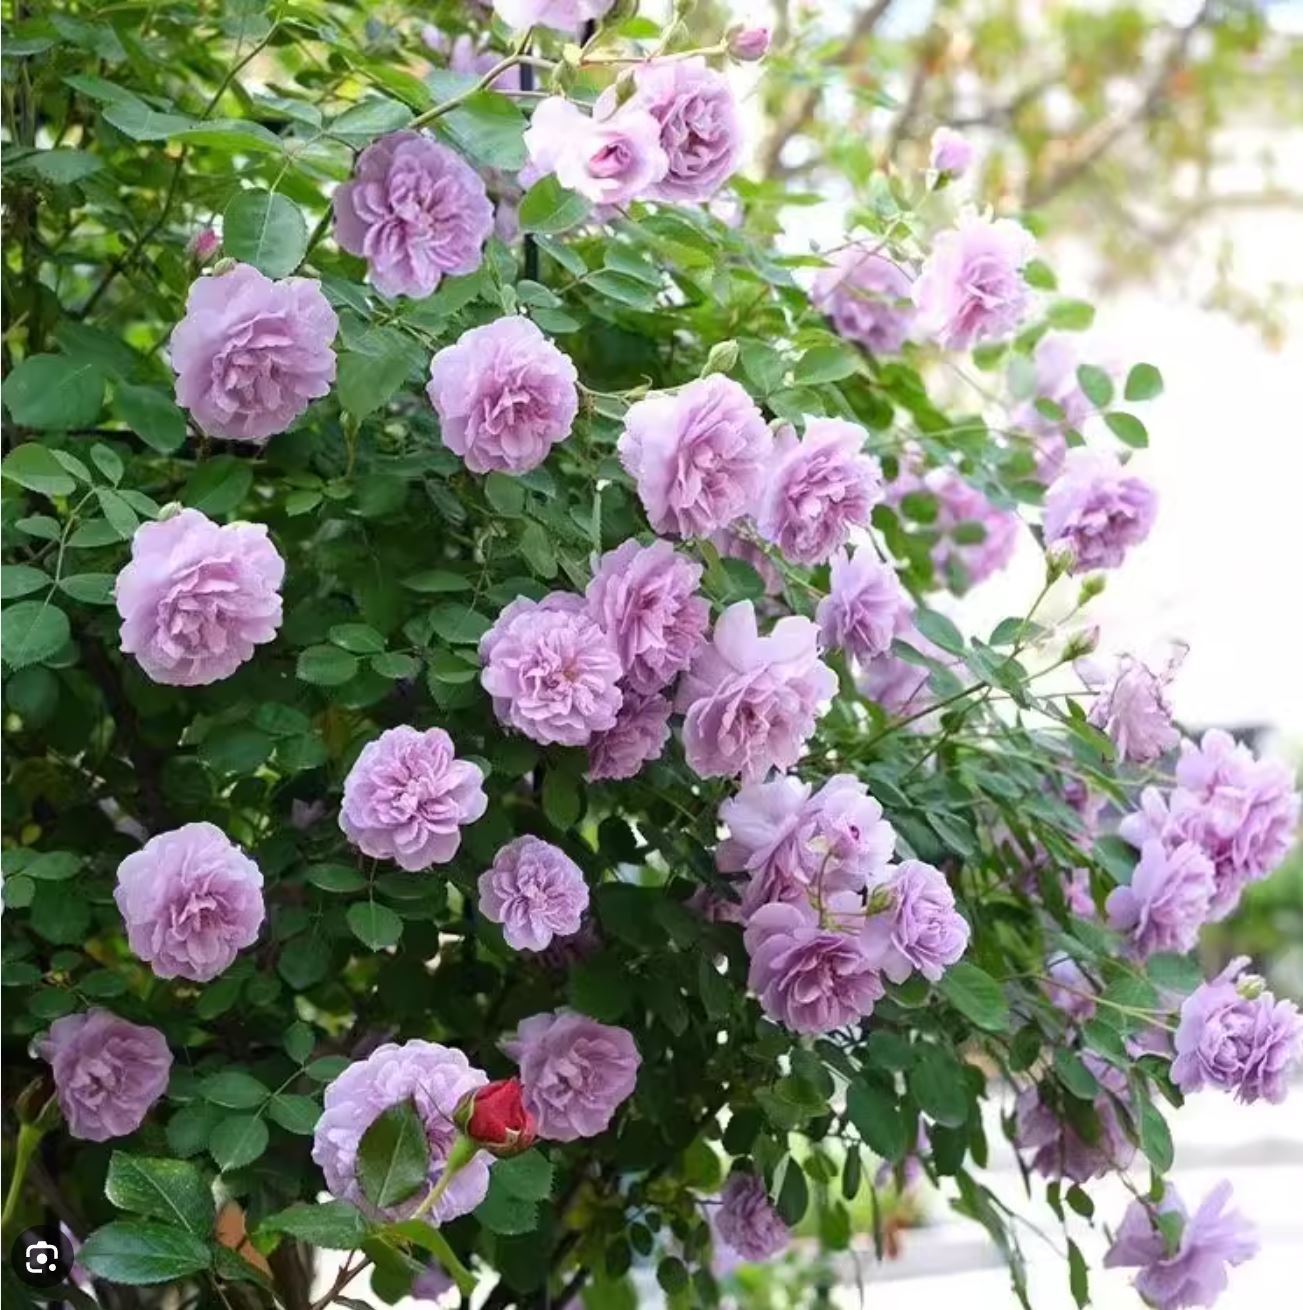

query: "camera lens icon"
xmin=26 ymin=1240 xmax=60 ymax=1274
xmin=10 ymin=1226 xmax=71 ymax=1288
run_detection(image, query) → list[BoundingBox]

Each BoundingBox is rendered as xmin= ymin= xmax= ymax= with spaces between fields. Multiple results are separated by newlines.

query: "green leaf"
xmin=305 ymin=862 xmax=366 ymax=892
xmin=845 ymin=1079 xmax=907 ymax=1160
xmin=936 ymin=962 xmax=1009 ymax=1031
xmin=2 ymin=355 xmax=104 ymax=430
xmin=1137 ymin=1093 xmax=1173 ymax=1172
xmin=1067 ymin=1237 xmax=1090 ymax=1308
xmin=427 ymin=604 xmax=491 ymax=645
xmin=358 ymin=1100 xmax=430 ymax=1211
xmin=1 ymin=600 xmax=71 ymax=669
xmin=347 ymin=901 xmax=403 ymax=950
xmin=77 ymin=1220 xmax=212 ymax=1285
xmin=541 ymin=768 xmax=582 ymax=830
xmin=774 ymin=1158 xmax=809 ymax=1224
xmin=1047 ymin=299 xmax=1095 ymax=331
xmin=17 ymin=147 xmax=103 ymax=185
xmin=913 ymin=607 xmax=965 ymax=655
xmin=337 ymin=345 xmax=413 ymax=419
xmin=907 ymin=1045 xmax=969 ymax=1127
xmin=222 ymin=190 xmax=308 ymax=279
xmin=402 ymin=570 xmax=470 ymax=594
xmin=297 ymin=644 xmax=360 ymax=686
xmin=2 ymin=443 xmax=79 ymax=495
xmin=209 ymin=1115 xmax=270 ymax=1170
xmin=329 ymin=97 xmax=413 ymax=146
xmin=473 ymin=1172 xmax=539 ymax=1235
xmin=656 ymin=1257 xmax=689 ymax=1295
xmin=1104 ymin=412 xmax=1149 ymax=448
xmin=102 ymin=100 xmax=196 ymax=140
xmin=586 ymin=271 xmax=658 ymax=312
xmin=439 ymin=91 xmax=527 ymax=171
xmin=59 ymin=572 xmax=117 ymax=606
xmin=182 ymin=457 xmax=253 ymax=517
xmin=115 ymin=384 xmax=187 ymax=454
xmin=1 ymin=564 xmax=52 ymax=599
xmin=518 ymin=175 xmax=591 ymax=235
xmin=104 ymin=1154 xmax=214 ymax=1236
xmin=1124 ymin=363 xmax=1164 ymax=402
xmin=492 ymin=1150 xmax=554 ymax=1202
xmin=201 ymin=1072 xmax=270 ymax=1110
xmin=1075 ymin=364 xmax=1114 ymax=408
xmin=1053 ymin=1048 xmax=1100 ymax=1100
xmin=267 ymin=1094 xmax=321 ymax=1135
xmin=278 ymin=935 xmax=331 ymax=989
xmin=568 ymin=953 xmax=632 ymax=1022
xmin=259 ymin=1201 xmax=371 ymax=1250
xmin=96 ymin=487 xmax=139 ymax=538
xmin=795 ymin=343 xmax=860 ymax=384
xmin=329 ymin=623 xmax=386 ymax=654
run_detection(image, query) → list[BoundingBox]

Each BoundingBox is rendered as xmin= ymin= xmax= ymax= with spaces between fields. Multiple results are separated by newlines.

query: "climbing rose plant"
xmin=2 ymin=4 xmax=1300 ymax=1310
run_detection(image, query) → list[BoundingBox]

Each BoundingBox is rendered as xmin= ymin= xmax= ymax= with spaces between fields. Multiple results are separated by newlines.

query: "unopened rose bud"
xmin=189 ymin=227 xmax=220 ymax=263
xmin=1078 ymin=574 xmax=1107 ymax=604
xmin=1063 ymin=625 xmax=1099 ymax=660
xmin=728 ymin=26 xmax=770 ymax=61
xmin=1044 ymin=541 xmax=1075 ymax=582
xmin=929 ymin=126 xmax=973 ymax=178
xmin=454 ymin=1077 xmax=537 ymax=1158
xmin=702 ymin=340 xmax=739 ymax=376
xmin=1236 ymin=974 xmax=1266 ymax=1001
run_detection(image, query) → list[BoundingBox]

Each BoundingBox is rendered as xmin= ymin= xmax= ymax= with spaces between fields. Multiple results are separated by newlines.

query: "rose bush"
xmin=1 ymin=5 xmax=1299 ymax=1310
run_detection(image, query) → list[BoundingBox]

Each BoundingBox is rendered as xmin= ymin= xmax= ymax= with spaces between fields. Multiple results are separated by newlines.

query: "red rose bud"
xmin=455 ymin=1078 xmax=537 ymax=1157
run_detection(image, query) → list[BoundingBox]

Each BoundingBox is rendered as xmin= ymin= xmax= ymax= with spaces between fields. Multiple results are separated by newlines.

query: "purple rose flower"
xmin=913 ymin=212 xmax=1035 ymax=350
xmin=480 ymin=594 xmax=624 ymax=745
xmin=744 ymin=896 xmax=884 ymax=1034
xmin=676 ymin=601 xmax=836 ymax=781
xmin=714 ymin=1173 xmax=790 ymax=1262
xmin=1105 ymin=1181 xmax=1257 ymax=1310
xmin=478 ymin=836 xmax=589 ymax=952
xmin=755 ymin=418 xmax=883 ymax=564
xmin=585 ymin=539 xmax=708 ymax=694
xmin=312 ymin=1041 xmax=492 ymax=1222
xmin=1042 ymin=449 xmax=1157 ymax=573
xmin=728 ymin=27 xmax=771 ymax=62
xmin=618 ymin=376 xmax=772 ymax=538
xmin=115 ymin=508 xmax=284 ymax=687
xmin=860 ymin=860 xmax=970 ymax=983
xmin=427 ymin=316 xmax=578 ymax=475
xmin=114 ymin=823 xmax=264 ymax=982
xmin=613 ymin=57 xmax=741 ymax=202
xmin=929 ymin=125 xmax=973 ymax=176
xmin=1015 ymin=1055 xmax=1136 ymax=1182
xmin=811 ymin=247 xmax=915 ymax=355
xmin=339 ymin=726 xmax=487 ymax=871
xmin=816 ymin=547 xmax=912 ymax=662
xmin=39 ymin=1009 xmax=172 ymax=1142
xmin=503 ymin=1009 xmax=640 ymax=1141
xmin=524 ymin=97 xmax=668 ymax=205
xmin=493 ymin=0 xmax=613 ymax=33
xmin=170 ymin=263 xmax=337 ymax=442
xmin=1173 ymin=730 xmax=1300 ymax=913
xmin=885 ymin=454 xmax=1020 ymax=588
xmin=1106 ymin=839 xmax=1215 ymax=958
xmin=1084 ymin=649 xmax=1183 ymax=763
xmin=333 ymin=131 xmax=493 ymax=299
xmin=1171 ymin=957 xmax=1303 ymax=1104
xmin=1011 ymin=334 xmax=1103 ymax=479
xmin=585 ymin=691 xmax=672 ymax=782
xmin=717 ymin=773 xmax=896 ymax=918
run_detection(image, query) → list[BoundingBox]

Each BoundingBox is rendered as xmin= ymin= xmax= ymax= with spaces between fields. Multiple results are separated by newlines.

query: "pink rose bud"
xmin=189 ymin=227 xmax=220 ymax=262
xmin=728 ymin=26 xmax=770 ymax=61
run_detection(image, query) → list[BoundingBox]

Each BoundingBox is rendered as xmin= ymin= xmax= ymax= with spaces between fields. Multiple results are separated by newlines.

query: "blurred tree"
xmin=754 ymin=0 xmax=1303 ymax=343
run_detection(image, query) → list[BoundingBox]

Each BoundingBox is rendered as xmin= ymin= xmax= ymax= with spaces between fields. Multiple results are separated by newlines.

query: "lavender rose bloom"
xmin=1173 ymin=730 xmax=1301 ymax=913
xmin=677 ymin=601 xmax=836 ymax=781
xmin=614 ymin=57 xmax=741 ymax=202
xmin=333 ymin=131 xmax=492 ymax=299
xmin=755 ymin=418 xmax=883 ymax=564
xmin=1106 ymin=839 xmax=1215 ymax=958
xmin=39 ymin=1009 xmax=172 ymax=1142
xmin=115 ymin=823 xmax=263 ymax=982
xmin=312 ymin=1041 xmax=491 ymax=1222
xmin=744 ymin=896 xmax=884 ymax=1034
xmin=170 ymin=263 xmax=337 ymax=442
xmin=718 ymin=773 xmax=896 ymax=918
xmin=714 ymin=1173 xmax=790 ymax=1262
xmin=1015 ymin=1055 xmax=1136 ymax=1182
xmin=585 ymin=539 xmax=708 ymax=694
xmin=480 ymin=594 xmax=623 ymax=745
xmin=504 ymin=1009 xmax=640 ymax=1141
xmin=339 ymin=726 xmax=487 ymax=871
xmin=478 ymin=836 xmax=588 ymax=952
xmin=585 ymin=691 xmax=672 ymax=782
xmin=115 ymin=508 xmax=283 ymax=687
xmin=493 ymin=0 xmax=613 ymax=32
xmin=524 ymin=97 xmax=668 ymax=205
xmin=1011 ymin=333 xmax=1101 ymax=479
xmin=930 ymin=125 xmax=973 ymax=176
xmin=1171 ymin=957 xmax=1303 ymax=1104
xmin=618 ymin=376 xmax=771 ymax=538
xmin=811 ymin=247 xmax=915 ymax=355
xmin=1043 ymin=449 xmax=1157 ymax=573
xmin=860 ymin=860 xmax=970 ymax=983
xmin=913 ymin=212 xmax=1035 ymax=350
xmin=1085 ymin=650 xmax=1182 ymax=763
xmin=1105 ymin=1181 xmax=1258 ymax=1310
xmin=816 ymin=547 xmax=912 ymax=662
xmin=428 ymin=316 xmax=578 ymax=475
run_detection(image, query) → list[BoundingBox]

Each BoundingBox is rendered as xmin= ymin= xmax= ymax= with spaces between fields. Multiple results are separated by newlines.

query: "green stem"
xmin=408 ymin=30 xmax=535 ymax=131
xmin=2 ymin=1122 xmax=44 ymax=1241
